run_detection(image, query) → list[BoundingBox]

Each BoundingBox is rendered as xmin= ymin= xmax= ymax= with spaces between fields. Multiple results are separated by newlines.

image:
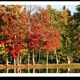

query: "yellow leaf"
xmin=20 ymin=49 xmax=28 ymax=56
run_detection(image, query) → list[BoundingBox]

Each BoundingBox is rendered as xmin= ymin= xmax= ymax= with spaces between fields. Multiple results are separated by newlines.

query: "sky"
xmin=51 ymin=5 xmax=77 ymax=15
xmin=0 ymin=1 xmax=79 ymax=15
xmin=43 ymin=5 xmax=77 ymax=15
xmin=25 ymin=4 xmax=78 ymax=15
xmin=21 ymin=5 xmax=77 ymax=15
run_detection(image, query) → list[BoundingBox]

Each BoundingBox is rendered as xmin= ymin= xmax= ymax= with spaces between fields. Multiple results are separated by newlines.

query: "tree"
xmin=42 ymin=28 xmax=61 ymax=65
xmin=0 ymin=5 xmax=28 ymax=66
xmin=22 ymin=5 xmax=39 ymax=66
xmin=32 ymin=7 xmax=51 ymax=27
xmin=27 ymin=25 xmax=41 ymax=65
xmin=47 ymin=5 xmax=77 ymax=64
xmin=73 ymin=5 xmax=80 ymax=26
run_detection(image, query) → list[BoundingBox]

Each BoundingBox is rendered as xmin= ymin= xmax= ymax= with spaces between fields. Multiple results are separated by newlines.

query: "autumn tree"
xmin=47 ymin=5 xmax=77 ymax=64
xmin=0 ymin=5 xmax=28 ymax=66
xmin=41 ymin=28 xmax=61 ymax=65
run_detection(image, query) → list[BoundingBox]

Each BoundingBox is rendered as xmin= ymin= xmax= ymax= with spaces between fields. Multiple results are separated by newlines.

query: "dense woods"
xmin=0 ymin=5 xmax=80 ymax=66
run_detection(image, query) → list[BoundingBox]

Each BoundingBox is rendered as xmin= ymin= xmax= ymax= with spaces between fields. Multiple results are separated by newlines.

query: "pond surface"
xmin=0 ymin=68 xmax=80 ymax=73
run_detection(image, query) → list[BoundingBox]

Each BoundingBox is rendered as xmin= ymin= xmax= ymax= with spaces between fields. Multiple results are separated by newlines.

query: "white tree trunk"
xmin=14 ymin=58 xmax=16 ymax=73
xmin=20 ymin=56 xmax=22 ymax=65
xmin=33 ymin=50 xmax=35 ymax=65
xmin=54 ymin=50 xmax=59 ymax=64
xmin=46 ymin=51 xmax=48 ymax=66
xmin=56 ymin=55 xmax=59 ymax=64
xmin=67 ymin=56 xmax=70 ymax=64
xmin=14 ymin=59 xmax=16 ymax=66
xmin=17 ymin=54 xmax=19 ymax=66
xmin=28 ymin=52 xmax=30 ymax=73
xmin=19 ymin=57 xmax=21 ymax=73
xmin=6 ymin=54 xmax=8 ymax=66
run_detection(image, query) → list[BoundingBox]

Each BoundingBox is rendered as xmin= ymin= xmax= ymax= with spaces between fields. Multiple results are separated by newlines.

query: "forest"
xmin=0 ymin=5 xmax=80 ymax=67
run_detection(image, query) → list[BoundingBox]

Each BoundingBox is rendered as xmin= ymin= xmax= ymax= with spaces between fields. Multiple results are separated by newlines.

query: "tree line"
xmin=0 ymin=5 xmax=80 ymax=66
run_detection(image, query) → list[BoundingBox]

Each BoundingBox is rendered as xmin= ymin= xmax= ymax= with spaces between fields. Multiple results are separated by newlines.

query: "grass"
xmin=1 ymin=63 xmax=80 ymax=70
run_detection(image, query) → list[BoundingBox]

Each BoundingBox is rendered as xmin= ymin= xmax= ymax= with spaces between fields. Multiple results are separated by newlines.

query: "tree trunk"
xmin=28 ymin=52 xmax=30 ymax=73
xmin=38 ymin=49 xmax=41 ymax=73
xmin=17 ymin=54 xmax=19 ymax=66
xmin=20 ymin=56 xmax=22 ymax=65
xmin=33 ymin=50 xmax=35 ymax=65
xmin=14 ymin=58 xmax=16 ymax=73
xmin=46 ymin=51 xmax=48 ymax=66
xmin=54 ymin=50 xmax=59 ymax=64
xmin=14 ymin=59 xmax=16 ymax=66
xmin=14 ymin=57 xmax=16 ymax=73
xmin=38 ymin=49 xmax=40 ymax=63
xmin=67 ymin=56 xmax=70 ymax=64
xmin=6 ymin=54 xmax=8 ymax=66
xmin=56 ymin=54 xmax=59 ymax=64
xmin=28 ymin=53 xmax=30 ymax=66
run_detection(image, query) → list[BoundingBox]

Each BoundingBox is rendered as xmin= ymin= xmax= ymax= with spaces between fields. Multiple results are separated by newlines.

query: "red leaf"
xmin=12 ymin=54 xmax=17 ymax=59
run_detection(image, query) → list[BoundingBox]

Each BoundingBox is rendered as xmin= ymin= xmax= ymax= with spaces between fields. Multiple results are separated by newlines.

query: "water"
xmin=0 ymin=68 xmax=80 ymax=73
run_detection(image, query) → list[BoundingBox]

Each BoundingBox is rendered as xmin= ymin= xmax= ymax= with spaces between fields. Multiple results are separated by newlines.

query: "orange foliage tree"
xmin=30 ymin=8 xmax=61 ymax=65
xmin=0 ymin=5 xmax=28 ymax=66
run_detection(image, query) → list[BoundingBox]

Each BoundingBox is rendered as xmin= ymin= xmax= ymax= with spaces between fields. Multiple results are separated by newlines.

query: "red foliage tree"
xmin=42 ymin=29 xmax=60 ymax=52
xmin=0 ymin=5 xmax=28 ymax=59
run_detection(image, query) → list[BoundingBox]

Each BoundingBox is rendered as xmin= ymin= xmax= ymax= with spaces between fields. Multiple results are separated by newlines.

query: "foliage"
xmin=0 ymin=4 xmax=80 ymax=64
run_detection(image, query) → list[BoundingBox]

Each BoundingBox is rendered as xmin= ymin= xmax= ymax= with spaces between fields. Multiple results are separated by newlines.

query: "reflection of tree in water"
xmin=48 ymin=69 xmax=56 ymax=73
xmin=0 ymin=69 xmax=6 ymax=73
xmin=0 ymin=68 xmax=80 ymax=73
xmin=0 ymin=54 xmax=6 ymax=64
xmin=70 ymin=69 xmax=80 ymax=73
xmin=58 ymin=68 xmax=68 ymax=73
xmin=67 ymin=68 xmax=70 ymax=73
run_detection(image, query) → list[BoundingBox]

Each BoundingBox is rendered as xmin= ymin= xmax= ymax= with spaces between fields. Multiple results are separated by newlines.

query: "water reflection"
xmin=1 ymin=68 xmax=80 ymax=73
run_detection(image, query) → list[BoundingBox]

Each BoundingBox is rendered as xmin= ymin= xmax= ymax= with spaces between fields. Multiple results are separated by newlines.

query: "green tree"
xmin=73 ymin=5 xmax=80 ymax=26
xmin=47 ymin=5 xmax=76 ymax=64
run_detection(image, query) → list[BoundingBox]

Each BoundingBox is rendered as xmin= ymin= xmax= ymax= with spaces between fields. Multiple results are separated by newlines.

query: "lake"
xmin=0 ymin=68 xmax=80 ymax=73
